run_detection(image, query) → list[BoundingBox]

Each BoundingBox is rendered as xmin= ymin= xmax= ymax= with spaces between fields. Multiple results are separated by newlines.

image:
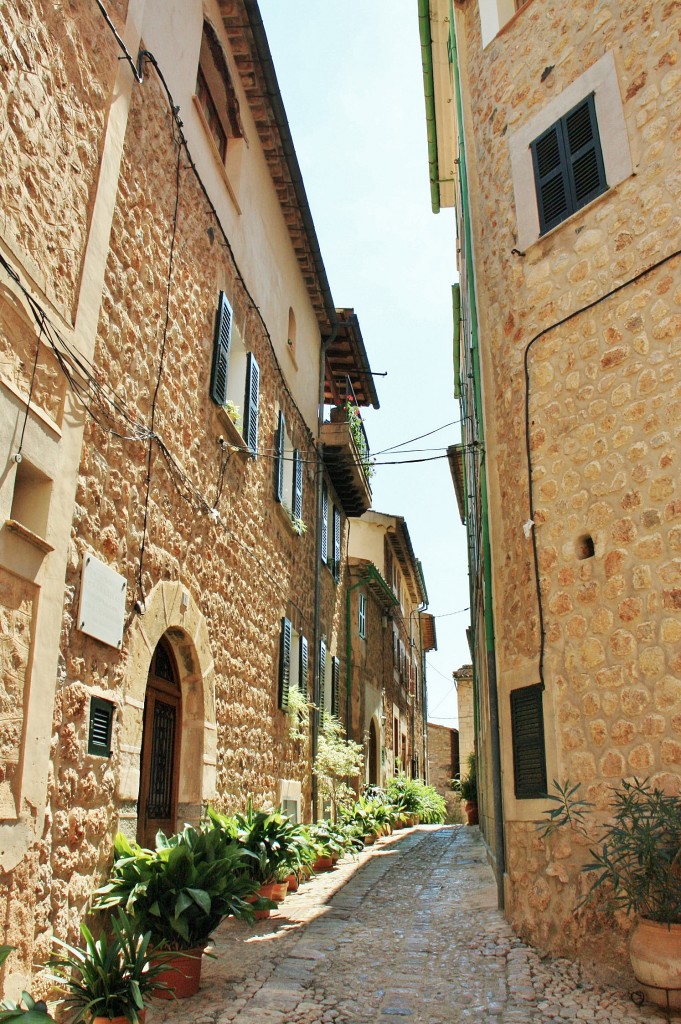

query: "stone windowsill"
xmin=216 ymin=406 xmax=250 ymax=456
xmin=5 ymin=519 xmax=54 ymax=554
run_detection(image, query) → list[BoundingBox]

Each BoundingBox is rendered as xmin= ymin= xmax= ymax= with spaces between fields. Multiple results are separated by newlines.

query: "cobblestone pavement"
xmin=147 ymin=825 xmax=668 ymax=1024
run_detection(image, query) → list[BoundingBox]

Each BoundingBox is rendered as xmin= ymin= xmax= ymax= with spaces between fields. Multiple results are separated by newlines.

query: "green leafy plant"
xmin=313 ymin=713 xmax=365 ymax=821
xmin=223 ymin=400 xmax=240 ymax=427
xmin=208 ymin=801 xmax=313 ymax=886
xmin=343 ymin=402 xmax=375 ymax=481
xmin=536 ymin=779 xmax=593 ymax=840
xmin=451 ymin=752 xmax=477 ymax=804
xmin=286 ymin=685 xmax=314 ymax=741
xmin=46 ymin=911 xmax=169 ymax=1024
xmin=0 ymin=949 xmax=53 ymax=1023
xmin=92 ymin=826 xmax=258 ymax=949
xmin=582 ymin=778 xmax=681 ymax=925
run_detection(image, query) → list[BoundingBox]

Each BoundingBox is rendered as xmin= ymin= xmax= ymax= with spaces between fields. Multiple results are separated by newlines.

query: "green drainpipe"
xmin=418 ymin=0 xmax=441 ymax=214
xmin=452 ymin=282 xmax=461 ymax=399
xmin=450 ymin=2 xmax=506 ymax=907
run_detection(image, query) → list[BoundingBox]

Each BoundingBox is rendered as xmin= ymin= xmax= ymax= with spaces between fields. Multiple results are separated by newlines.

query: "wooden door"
xmin=368 ymin=719 xmax=379 ymax=785
xmin=137 ymin=640 xmax=181 ymax=847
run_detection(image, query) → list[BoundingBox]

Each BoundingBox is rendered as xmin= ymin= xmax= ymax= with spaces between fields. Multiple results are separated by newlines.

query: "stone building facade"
xmin=427 ymin=723 xmax=459 ymax=820
xmin=0 ymin=0 xmax=383 ymax=996
xmin=421 ymin=0 xmax=681 ymax=979
xmin=348 ymin=512 xmax=435 ymax=787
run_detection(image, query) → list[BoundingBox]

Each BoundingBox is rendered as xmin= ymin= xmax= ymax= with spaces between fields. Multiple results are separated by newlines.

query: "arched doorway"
xmin=368 ymin=718 xmax=379 ymax=786
xmin=137 ymin=638 xmax=182 ymax=847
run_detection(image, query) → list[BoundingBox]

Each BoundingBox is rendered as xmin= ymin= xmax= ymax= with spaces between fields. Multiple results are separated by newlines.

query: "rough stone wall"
xmin=427 ymin=724 xmax=460 ymax=820
xmin=0 ymin=0 xmax=126 ymax=318
xmin=44 ymin=65 xmax=318 ymax=944
xmin=458 ymin=0 xmax=681 ymax=964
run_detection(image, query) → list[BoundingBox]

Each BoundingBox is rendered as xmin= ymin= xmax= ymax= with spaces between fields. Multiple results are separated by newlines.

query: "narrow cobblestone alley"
xmin=147 ymin=826 xmax=666 ymax=1024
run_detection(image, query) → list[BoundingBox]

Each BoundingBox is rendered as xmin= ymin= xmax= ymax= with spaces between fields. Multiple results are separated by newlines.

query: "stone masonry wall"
xmin=459 ymin=0 xmax=681 ymax=969
xmin=427 ymin=723 xmax=460 ymax=820
xmin=42 ymin=64 xmax=318 ymax=947
xmin=0 ymin=0 xmax=127 ymax=319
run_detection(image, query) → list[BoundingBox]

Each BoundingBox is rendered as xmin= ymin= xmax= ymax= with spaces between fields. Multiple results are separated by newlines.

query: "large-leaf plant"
xmin=208 ymin=801 xmax=314 ymax=884
xmin=92 ymin=826 xmax=258 ymax=949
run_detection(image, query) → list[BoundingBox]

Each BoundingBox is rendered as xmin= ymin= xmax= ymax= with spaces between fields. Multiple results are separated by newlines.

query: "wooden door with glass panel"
xmin=137 ymin=639 xmax=181 ymax=847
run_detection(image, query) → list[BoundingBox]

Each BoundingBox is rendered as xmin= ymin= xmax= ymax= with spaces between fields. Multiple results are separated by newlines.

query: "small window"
xmin=531 ymin=94 xmax=607 ymax=235
xmin=10 ymin=458 xmax=52 ymax=541
xmin=195 ymin=21 xmax=242 ymax=165
xmin=209 ymin=291 xmax=260 ymax=456
xmin=275 ymin=410 xmax=303 ymax=530
xmin=510 ymin=684 xmax=547 ymax=799
xmin=358 ymin=593 xmax=367 ymax=639
xmin=88 ymin=696 xmax=114 ymax=757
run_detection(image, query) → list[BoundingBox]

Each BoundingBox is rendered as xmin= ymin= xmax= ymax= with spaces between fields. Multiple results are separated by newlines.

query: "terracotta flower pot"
xmin=629 ymin=917 xmax=681 ymax=1012
xmin=269 ymin=881 xmax=288 ymax=902
xmin=363 ymin=833 xmax=376 ymax=846
xmin=245 ymin=891 xmax=270 ymax=920
xmin=152 ymin=947 xmax=204 ymax=999
xmin=286 ymin=872 xmax=299 ymax=892
xmin=464 ymin=801 xmax=479 ymax=826
xmin=312 ymin=855 xmax=334 ymax=872
xmin=93 ymin=1015 xmax=146 ymax=1024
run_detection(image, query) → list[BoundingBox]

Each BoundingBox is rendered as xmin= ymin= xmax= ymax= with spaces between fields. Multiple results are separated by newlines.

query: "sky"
xmin=258 ymin=1 xmax=468 ymax=729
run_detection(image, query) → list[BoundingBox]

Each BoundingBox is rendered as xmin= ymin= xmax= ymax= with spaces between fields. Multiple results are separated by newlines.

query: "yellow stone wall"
xmin=455 ymin=0 xmax=681 ymax=967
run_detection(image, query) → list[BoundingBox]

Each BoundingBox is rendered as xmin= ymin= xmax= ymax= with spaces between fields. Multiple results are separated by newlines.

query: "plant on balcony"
xmin=223 ymin=400 xmax=240 ymax=428
xmin=343 ymin=402 xmax=375 ymax=481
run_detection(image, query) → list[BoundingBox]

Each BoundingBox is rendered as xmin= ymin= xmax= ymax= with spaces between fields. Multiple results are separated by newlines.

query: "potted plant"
xmin=583 ymin=779 xmax=681 ymax=1011
xmin=0 ymin=949 xmax=53 ymax=1023
xmin=451 ymin=753 xmax=478 ymax=825
xmin=92 ymin=826 xmax=258 ymax=997
xmin=46 ymin=911 xmax=169 ymax=1023
xmin=540 ymin=777 xmax=681 ymax=1012
xmin=313 ymin=713 xmax=365 ymax=822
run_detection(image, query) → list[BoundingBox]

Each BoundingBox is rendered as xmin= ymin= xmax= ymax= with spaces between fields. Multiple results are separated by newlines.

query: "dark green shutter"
xmin=531 ymin=123 xmax=570 ymax=233
xmin=318 ymin=639 xmax=326 ymax=713
xmin=243 ymin=352 xmax=260 ymax=455
xmin=320 ymin=483 xmax=328 ymax=564
xmin=278 ymin=617 xmax=292 ymax=710
xmin=299 ymin=635 xmax=308 ymax=695
xmin=293 ymin=449 xmax=303 ymax=522
xmin=510 ymin=684 xmax=547 ymax=799
xmin=331 ymin=656 xmax=340 ymax=718
xmin=333 ymin=507 xmax=341 ymax=581
xmin=532 ymin=94 xmax=606 ymax=235
xmin=88 ymin=696 xmax=114 ymax=757
xmin=275 ymin=410 xmax=285 ymax=502
xmin=209 ymin=291 xmax=232 ymax=406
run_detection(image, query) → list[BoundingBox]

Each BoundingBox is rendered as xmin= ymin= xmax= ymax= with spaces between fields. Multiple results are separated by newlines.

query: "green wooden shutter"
xmin=320 ymin=482 xmax=328 ymax=564
xmin=209 ymin=291 xmax=232 ymax=406
xmin=331 ymin=656 xmax=340 ymax=718
xmin=275 ymin=410 xmax=285 ymax=502
xmin=293 ymin=449 xmax=303 ymax=523
xmin=531 ymin=123 xmax=570 ymax=233
xmin=88 ymin=696 xmax=114 ymax=757
xmin=278 ymin=617 xmax=292 ymax=710
xmin=299 ymin=635 xmax=308 ymax=695
xmin=243 ymin=352 xmax=260 ymax=455
xmin=333 ymin=507 xmax=341 ymax=581
xmin=510 ymin=684 xmax=547 ymax=799
xmin=564 ymin=95 xmax=606 ymax=210
xmin=318 ymin=639 xmax=327 ymax=714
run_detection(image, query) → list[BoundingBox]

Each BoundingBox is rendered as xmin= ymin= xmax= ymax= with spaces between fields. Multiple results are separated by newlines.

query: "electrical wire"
xmin=94 ymin=0 xmax=142 ymax=82
xmin=371 ymin=419 xmax=461 ymax=457
xmin=524 ymin=245 xmax=681 ymax=691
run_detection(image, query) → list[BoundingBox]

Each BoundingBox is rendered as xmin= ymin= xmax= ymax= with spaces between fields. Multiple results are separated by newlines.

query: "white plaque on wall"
xmin=77 ymin=554 xmax=127 ymax=648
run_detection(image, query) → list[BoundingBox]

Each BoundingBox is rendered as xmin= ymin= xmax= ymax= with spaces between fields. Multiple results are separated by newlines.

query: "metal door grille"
xmin=147 ymin=698 xmax=176 ymax=819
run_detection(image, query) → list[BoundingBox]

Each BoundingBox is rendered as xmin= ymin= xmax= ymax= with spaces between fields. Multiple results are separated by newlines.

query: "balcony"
xmin=321 ymin=401 xmax=373 ymax=516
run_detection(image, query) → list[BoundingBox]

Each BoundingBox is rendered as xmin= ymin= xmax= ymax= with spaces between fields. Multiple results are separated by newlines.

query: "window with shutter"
xmin=331 ymin=656 xmax=340 ymax=718
xmin=278 ymin=617 xmax=292 ymax=710
xmin=531 ymin=94 xmax=606 ymax=235
xmin=318 ymin=639 xmax=327 ymax=713
xmin=209 ymin=291 xmax=232 ymax=406
xmin=293 ymin=450 xmax=303 ymax=523
xmin=88 ymin=696 xmax=114 ymax=757
xmin=275 ymin=410 xmax=285 ymax=502
xmin=510 ymin=684 xmax=548 ymax=799
xmin=243 ymin=352 xmax=260 ymax=455
xmin=333 ymin=507 xmax=341 ymax=581
xmin=299 ymin=635 xmax=308 ymax=695
xmin=320 ymin=484 xmax=328 ymax=564
xmin=358 ymin=593 xmax=366 ymax=639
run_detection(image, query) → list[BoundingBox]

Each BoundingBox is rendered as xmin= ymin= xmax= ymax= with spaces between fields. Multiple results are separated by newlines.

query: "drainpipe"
xmin=312 ymin=320 xmax=338 ymax=821
xmin=418 ymin=0 xmax=441 ymax=215
xmin=449 ymin=10 xmax=506 ymax=907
